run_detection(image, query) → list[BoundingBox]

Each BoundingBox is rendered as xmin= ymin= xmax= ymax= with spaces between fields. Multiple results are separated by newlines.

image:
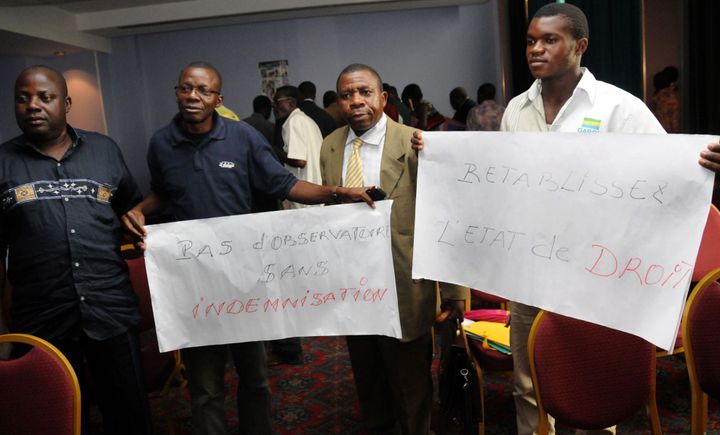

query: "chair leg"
xmin=645 ymin=398 xmax=662 ymax=435
xmin=690 ymin=391 xmax=708 ymax=435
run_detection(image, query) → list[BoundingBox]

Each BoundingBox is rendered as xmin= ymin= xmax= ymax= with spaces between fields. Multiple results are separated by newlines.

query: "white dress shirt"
xmin=342 ymin=113 xmax=387 ymax=188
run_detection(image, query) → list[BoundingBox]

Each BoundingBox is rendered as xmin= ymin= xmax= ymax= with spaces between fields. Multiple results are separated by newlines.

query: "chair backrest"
xmin=126 ymin=256 xmax=155 ymax=331
xmin=0 ymin=333 xmax=81 ymax=435
xmin=693 ymin=205 xmax=720 ymax=281
xmin=528 ymin=311 xmax=660 ymax=433
xmin=683 ymin=268 xmax=720 ymax=400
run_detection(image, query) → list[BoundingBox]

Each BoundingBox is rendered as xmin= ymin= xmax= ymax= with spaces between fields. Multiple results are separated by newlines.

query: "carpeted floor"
xmin=134 ymin=336 xmax=720 ymax=435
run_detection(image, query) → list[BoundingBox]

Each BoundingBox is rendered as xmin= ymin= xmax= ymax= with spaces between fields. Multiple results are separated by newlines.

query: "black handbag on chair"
xmin=438 ymin=318 xmax=484 ymax=435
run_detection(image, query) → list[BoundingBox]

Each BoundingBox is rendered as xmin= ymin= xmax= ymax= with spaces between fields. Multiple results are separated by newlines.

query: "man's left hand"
xmin=699 ymin=142 xmax=720 ymax=173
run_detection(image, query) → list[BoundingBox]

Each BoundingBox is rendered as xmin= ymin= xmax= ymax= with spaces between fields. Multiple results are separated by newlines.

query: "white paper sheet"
xmin=413 ymin=132 xmax=715 ymax=350
xmin=145 ymin=201 xmax=400 ymax=352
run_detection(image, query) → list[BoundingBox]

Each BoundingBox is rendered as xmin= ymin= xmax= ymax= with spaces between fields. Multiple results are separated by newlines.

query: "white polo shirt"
xmin=501 ymin=68 xmax=665 ymax=134
xmin=282 ymin=108 xmax=323 ymax=208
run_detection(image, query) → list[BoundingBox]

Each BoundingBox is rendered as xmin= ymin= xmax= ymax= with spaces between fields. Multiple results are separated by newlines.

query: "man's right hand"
xmin=121 ymin=208 xmax=147 ymax=250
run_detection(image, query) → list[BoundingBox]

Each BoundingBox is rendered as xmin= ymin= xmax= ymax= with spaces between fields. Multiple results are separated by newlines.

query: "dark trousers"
xmin=346 ymin=332 xmax=434 ymax=435
xmin=49 ymin=330 xmax=153 ymax=435
xmin=181 ymin=341 xmax=272 ymax=435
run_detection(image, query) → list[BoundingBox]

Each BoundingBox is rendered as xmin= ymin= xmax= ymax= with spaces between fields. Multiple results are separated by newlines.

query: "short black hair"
xmin=274 ymin=85 xmax=302 ymax=104
xmin=401 ymin=83 xmax=423 ymax=103
xmin=336 ymin=64 xmax=383 ymax=92
xmin=298 ymin=81 xmax=316 ymax=100
xmin=477 ymin=83 xmax=496 ymax=102
xmin=533 ymin=2 xmax=589 ymax=40
xmin=252 ymin=95 xmax=272 ymax=113
xmin=18 ymin=65 xmax=68 ymax=97
xmin=180 ymin=61 xmax=223 ymax=90
xmin=322 ymin=90 xmax=338 ymax=108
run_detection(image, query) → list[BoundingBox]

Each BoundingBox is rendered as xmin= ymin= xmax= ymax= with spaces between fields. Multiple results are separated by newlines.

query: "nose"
xmin=528 ymin=40 xmax=544 ymax=54
xmin=25 ymin=96 xmax=41 ymax=111
xmin=348 ymin=92 xmax=364 ymax=106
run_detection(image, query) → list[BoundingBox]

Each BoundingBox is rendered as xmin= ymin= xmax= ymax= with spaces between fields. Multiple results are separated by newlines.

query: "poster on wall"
xmin=259 ymin=60 xmax=289 ymax=99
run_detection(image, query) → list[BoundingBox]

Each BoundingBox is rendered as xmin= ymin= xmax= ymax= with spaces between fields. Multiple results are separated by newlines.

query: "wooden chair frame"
xmin=681 ymin=267 xmax=720 ymax=435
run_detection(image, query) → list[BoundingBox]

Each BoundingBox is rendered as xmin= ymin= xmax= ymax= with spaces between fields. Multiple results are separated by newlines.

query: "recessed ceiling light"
xmin=54 ymin=50 xmax=66 ymax=57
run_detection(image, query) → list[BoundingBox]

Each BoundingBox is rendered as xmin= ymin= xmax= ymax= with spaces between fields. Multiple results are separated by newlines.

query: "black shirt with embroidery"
xmin=0 ymin=126 xmax=142 ymax=341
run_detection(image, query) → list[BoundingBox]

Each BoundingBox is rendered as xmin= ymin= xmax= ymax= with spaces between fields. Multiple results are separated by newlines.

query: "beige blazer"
xmin=320 ymin=118 xmax=467 ymax=341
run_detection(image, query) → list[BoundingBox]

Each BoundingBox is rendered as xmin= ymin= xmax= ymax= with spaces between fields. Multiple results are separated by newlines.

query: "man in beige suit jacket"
xmin=320 ymin=63 xmax=468 ymax=435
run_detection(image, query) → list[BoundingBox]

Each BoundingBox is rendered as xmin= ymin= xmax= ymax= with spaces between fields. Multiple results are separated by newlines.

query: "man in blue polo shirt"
xmin=122 ymin=61 xmax=372 ymax=435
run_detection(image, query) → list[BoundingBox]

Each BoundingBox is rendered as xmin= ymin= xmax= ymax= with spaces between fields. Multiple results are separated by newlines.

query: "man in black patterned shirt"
xmin=0 ymin=65 xmax=151 ymax=435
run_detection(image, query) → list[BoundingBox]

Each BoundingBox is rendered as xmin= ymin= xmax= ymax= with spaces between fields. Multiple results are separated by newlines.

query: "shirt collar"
xmin=15 ymin=124 xmax=81 ymax=155
xmin=169 ymin=111 xmax=227 ymax=147
xmin=345 ymin=113 xmax=387 ymax=147
xmin=527 ymin=67 xmax=595 ymax=105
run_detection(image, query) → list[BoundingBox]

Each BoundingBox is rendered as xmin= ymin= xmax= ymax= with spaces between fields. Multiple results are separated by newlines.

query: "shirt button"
xmin=80 ymin=296 xmax=85 ymax=302
xmin=74 ymin=262 xmax=80 ymax=267
xmin=64 ymin=198 xmax=69 ymax=202
xmin=57 ymin=162 xmax=61 ymax=167
xmin=70 ymin=229 xmax=76 ymax=234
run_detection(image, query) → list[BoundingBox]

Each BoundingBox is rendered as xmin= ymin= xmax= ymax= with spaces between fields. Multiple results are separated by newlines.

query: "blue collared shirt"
xmin=148 ymin=112 xmax=297 ymax=221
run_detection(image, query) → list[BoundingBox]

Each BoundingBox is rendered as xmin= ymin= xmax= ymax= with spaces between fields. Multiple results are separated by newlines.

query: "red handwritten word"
xmin=584 ymin=243 xmax=692 ymax=289
xmin=191 ymin=277 xmax=390 ymax=320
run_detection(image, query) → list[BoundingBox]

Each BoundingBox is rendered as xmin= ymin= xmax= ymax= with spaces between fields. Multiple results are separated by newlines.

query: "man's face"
xmin=175 ymin=67 xmax=222 ymax=130
xmin=14 ymin=69 xmax=71 ymax=142
xmin=337 ymin=70 xmax=387 ymax=135
xmin=526 ymin=15 xmax=586 ymax=80
xmin=272 ymin=94 xmax=295 ymax=120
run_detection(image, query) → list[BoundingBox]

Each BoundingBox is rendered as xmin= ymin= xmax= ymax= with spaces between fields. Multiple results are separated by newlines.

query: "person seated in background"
xmin=298 ymin=80 xmax=337 ymax=137
xmin=402 ymin=83 xmax=446 ymax=131
xmin=449 ymin=86 xmax=476 ymax=127
xmin=322 ymin=90 xmax=347 ymax=128
xmin=648 ymin=66 xmax=680 ymax=133
xmin=466 ymin=82 xmax=505 ymax=131
xmin=242 ymin=94 xmax=274 ymax=144
xmin=383 ymin=83 xmax=412 ymax=126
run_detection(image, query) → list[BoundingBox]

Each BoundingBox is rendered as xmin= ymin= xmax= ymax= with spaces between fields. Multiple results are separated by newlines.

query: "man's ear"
xmin=576 ymin=38 xmax=589 ymax=56
xmin=65 ymin=96 xmax=72 ymax=114
xmin=216 ymin=94 xmax=224 ymax=108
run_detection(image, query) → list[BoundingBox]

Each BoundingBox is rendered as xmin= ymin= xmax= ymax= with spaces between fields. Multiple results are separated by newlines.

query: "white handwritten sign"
xmin=413 ymin=132 xmax=715 ymax=350
xmin=145 ymin=201 xmax=400 ymax=352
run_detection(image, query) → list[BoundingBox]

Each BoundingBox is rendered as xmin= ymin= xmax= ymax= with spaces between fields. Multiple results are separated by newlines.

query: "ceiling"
xmin=0 ymin=0 xmax=486 ymax=57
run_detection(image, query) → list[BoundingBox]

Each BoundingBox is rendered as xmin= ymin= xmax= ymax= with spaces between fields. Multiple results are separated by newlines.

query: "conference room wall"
xmin=100 ymin=2 xmax=502 ymax=192
xmin=0 ymin=3 xmax=501 ymax=192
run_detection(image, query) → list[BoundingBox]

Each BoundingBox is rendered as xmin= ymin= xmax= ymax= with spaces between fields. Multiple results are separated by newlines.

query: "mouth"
xmin=24 ymin=117 xmax=46 ymax=125
xmin=528 ymin=58 xmax=547 ymax=66
xmin=182 ymin=106 xmax=203 ymax=114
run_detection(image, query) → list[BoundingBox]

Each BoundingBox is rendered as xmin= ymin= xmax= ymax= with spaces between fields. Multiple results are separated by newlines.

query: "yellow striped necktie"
xmin=344 ymin=138 xmax=364 ymax=187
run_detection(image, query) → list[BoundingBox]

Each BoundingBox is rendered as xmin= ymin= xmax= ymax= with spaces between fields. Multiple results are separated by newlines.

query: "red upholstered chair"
xmin=682 ymin=267 xmax=720 ymax=435
xmin=466 ymin=290 xmax=513 ymax=372
xmin=657 ymin=205 xmax=720 ymax=357
xmin=528 ymin=311 xmax=662 ymax=435
xmin=0 ymin=333 xmax=81 ymax=435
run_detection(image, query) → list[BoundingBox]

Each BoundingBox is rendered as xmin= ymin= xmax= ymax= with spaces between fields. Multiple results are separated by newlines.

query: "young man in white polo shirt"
xmin=500 ymin=4 xmax=665 ymax=434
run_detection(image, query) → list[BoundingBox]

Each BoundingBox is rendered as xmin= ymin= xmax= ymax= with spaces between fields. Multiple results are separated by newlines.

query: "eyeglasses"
xmin=175 ymin=85 xmax=220 ymax=97
xmin=272 ymin=97 xmax=293 ymax=107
